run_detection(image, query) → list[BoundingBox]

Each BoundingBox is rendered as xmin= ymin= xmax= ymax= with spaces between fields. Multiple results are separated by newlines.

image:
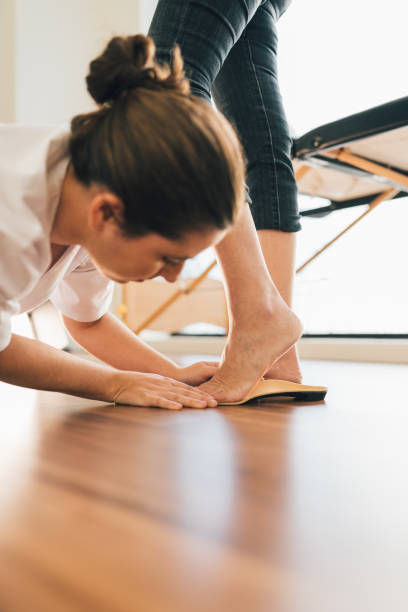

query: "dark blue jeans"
xmin=148 ymin=0 xmax=301 ymax=232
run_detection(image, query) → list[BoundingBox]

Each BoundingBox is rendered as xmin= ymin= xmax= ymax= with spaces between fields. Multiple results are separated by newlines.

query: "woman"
xmin=0 ymin=34 xmax=250 ymax=409
xmin=149 ymin=0 xmax=304 ymax=402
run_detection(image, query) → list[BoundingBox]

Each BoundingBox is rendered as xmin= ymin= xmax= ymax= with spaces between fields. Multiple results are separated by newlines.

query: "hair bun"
xmin=86 ymin=35 xmax=156 ymax=104
xmin=86 ymin=34 xmax=189 ymax=105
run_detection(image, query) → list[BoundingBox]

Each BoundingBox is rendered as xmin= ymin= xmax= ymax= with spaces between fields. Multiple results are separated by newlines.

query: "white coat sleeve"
xmin=51 ymin=254 xmax=114 ymax=322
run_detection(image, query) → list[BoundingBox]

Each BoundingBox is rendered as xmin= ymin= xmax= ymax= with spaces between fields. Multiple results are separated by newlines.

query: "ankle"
xmin=230 ymin=295 xmax=296 ymax=327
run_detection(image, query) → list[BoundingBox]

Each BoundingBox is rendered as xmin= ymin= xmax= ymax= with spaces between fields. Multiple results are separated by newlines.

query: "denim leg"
xmin=148 ymin=0 xmax=264 ymax=102
xmin=148 ymin=0 xmax=301 ymax=232
xmin=212 ymin=1 xmax=301 ymax=232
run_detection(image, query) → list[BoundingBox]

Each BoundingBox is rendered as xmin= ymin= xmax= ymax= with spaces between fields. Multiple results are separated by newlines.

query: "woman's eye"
xmin=162 ymin=257 xmax=178 ymax=266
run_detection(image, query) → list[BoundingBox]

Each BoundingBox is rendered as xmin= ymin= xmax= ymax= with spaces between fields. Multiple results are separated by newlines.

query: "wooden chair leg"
xmin=295 ymin=164 xmax=311 ymax=182
xmin=118 ymin=260 xmax=219 ymax=334
xmin=296 ymin=188 xmax=398 ymax=274
xmin=324 ymin=148 xmax=408 ymax=190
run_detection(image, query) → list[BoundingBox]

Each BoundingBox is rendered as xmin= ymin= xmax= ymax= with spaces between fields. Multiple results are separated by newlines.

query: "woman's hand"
xmin=172 ymin=361 xmax=220 ymax=386
xmin=112 ymin=370 xmax=218 ymax=410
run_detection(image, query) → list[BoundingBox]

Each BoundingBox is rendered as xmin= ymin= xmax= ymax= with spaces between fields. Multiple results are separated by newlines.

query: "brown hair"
xmin=69 ymin=34 xmax=246 ymax=239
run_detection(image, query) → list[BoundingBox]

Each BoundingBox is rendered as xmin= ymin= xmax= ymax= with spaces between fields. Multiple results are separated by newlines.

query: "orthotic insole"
xmin=220 ymin=379 xmax=328 ymax=405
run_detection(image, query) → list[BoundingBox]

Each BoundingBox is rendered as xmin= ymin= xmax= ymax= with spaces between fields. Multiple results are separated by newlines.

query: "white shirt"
xmin=0 ymin=123 xmax=113 ymax=352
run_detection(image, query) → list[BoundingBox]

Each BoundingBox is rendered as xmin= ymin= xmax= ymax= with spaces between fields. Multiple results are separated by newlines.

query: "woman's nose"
xmin=161 ymin=262 xmax=184 ymax=283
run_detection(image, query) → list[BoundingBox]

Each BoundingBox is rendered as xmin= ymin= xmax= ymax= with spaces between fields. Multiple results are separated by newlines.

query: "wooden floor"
xmin=1 ymin=358 xmax=407 ymax=612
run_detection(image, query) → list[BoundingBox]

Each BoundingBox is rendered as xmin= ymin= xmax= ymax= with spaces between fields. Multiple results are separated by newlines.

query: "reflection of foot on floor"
xmin=220 ymin=379 xmax=328 ymax=406
xmin=199 ymin=302 xmax=303 ymax=403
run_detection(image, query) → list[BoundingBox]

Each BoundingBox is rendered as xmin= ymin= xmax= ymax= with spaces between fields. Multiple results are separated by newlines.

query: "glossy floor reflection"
xmin=0 ymin=359 xmax=407 ymax=612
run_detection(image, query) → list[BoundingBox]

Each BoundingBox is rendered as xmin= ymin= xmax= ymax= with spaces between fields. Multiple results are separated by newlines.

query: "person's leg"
xmin=257 ymin=231 xmax=302 ymax=382
xmin=149 ymin=0 xmax=262 ymax=102
xmin=211 ymin=0 xmax=302 ymax=385
xmin=209 ymin=204 xmax=301 ymax=402
xmin=149 ymin=0 xmax=302 ymax=402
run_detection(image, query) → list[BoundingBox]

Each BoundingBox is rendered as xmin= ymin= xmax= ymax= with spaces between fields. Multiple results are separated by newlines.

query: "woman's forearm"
xmin=0 ymin=334 xmax=119 ymax=402
xmin=63 ymin=313 xmax=179 ymax=377
xmin=0 ymin=333 xmax=218 ymax=409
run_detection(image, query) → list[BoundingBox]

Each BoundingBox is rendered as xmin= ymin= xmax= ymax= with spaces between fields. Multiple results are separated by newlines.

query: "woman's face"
xmin=87 ymin=226 xmax=227 ymax=284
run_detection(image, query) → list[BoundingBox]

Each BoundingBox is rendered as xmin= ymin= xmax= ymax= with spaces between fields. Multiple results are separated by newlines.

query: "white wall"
xmin=137 ymin=0 xmax=158 ymax=34
xmin=277 ymin=0 xmax=408 ymax=135
xmin=13 ymin=0 xmax=146 ymax=125
xmin=0 ymin=0 xmax=15 ymax=122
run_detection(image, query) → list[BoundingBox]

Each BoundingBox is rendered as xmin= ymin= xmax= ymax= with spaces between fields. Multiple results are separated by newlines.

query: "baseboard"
xmin=140 ymin=332 xmax=408 ymax=364
xmin=29 ymin=301 xmax=408 ymax=364
xmin=298 ymin=337 xmax=408 ymax=364
xmin=139 ymin=332 xmax=226 ymax=356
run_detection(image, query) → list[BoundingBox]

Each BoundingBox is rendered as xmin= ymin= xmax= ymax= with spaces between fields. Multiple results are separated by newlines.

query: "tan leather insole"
xmin=220 ymin=379 xmax=328 ymax=406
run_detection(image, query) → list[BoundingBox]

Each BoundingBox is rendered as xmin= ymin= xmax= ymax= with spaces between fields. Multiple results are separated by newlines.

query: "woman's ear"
xmin=88 ymin=192 xmax=124 ymax=233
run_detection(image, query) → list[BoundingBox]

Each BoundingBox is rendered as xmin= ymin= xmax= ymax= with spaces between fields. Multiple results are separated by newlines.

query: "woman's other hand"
xmin=173 ymin=361 xmax=220 ymax=386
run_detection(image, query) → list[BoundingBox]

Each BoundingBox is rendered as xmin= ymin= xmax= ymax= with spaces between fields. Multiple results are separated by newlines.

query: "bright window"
xmin=278 ymin=0 xmax=408 ymax=335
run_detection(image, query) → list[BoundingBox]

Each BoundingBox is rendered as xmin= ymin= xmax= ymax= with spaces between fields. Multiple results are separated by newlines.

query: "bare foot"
xmin=199 ymin=300 xmax=303 ymax=403
xmin=264 ymin=345 xmax=303 ymax=384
